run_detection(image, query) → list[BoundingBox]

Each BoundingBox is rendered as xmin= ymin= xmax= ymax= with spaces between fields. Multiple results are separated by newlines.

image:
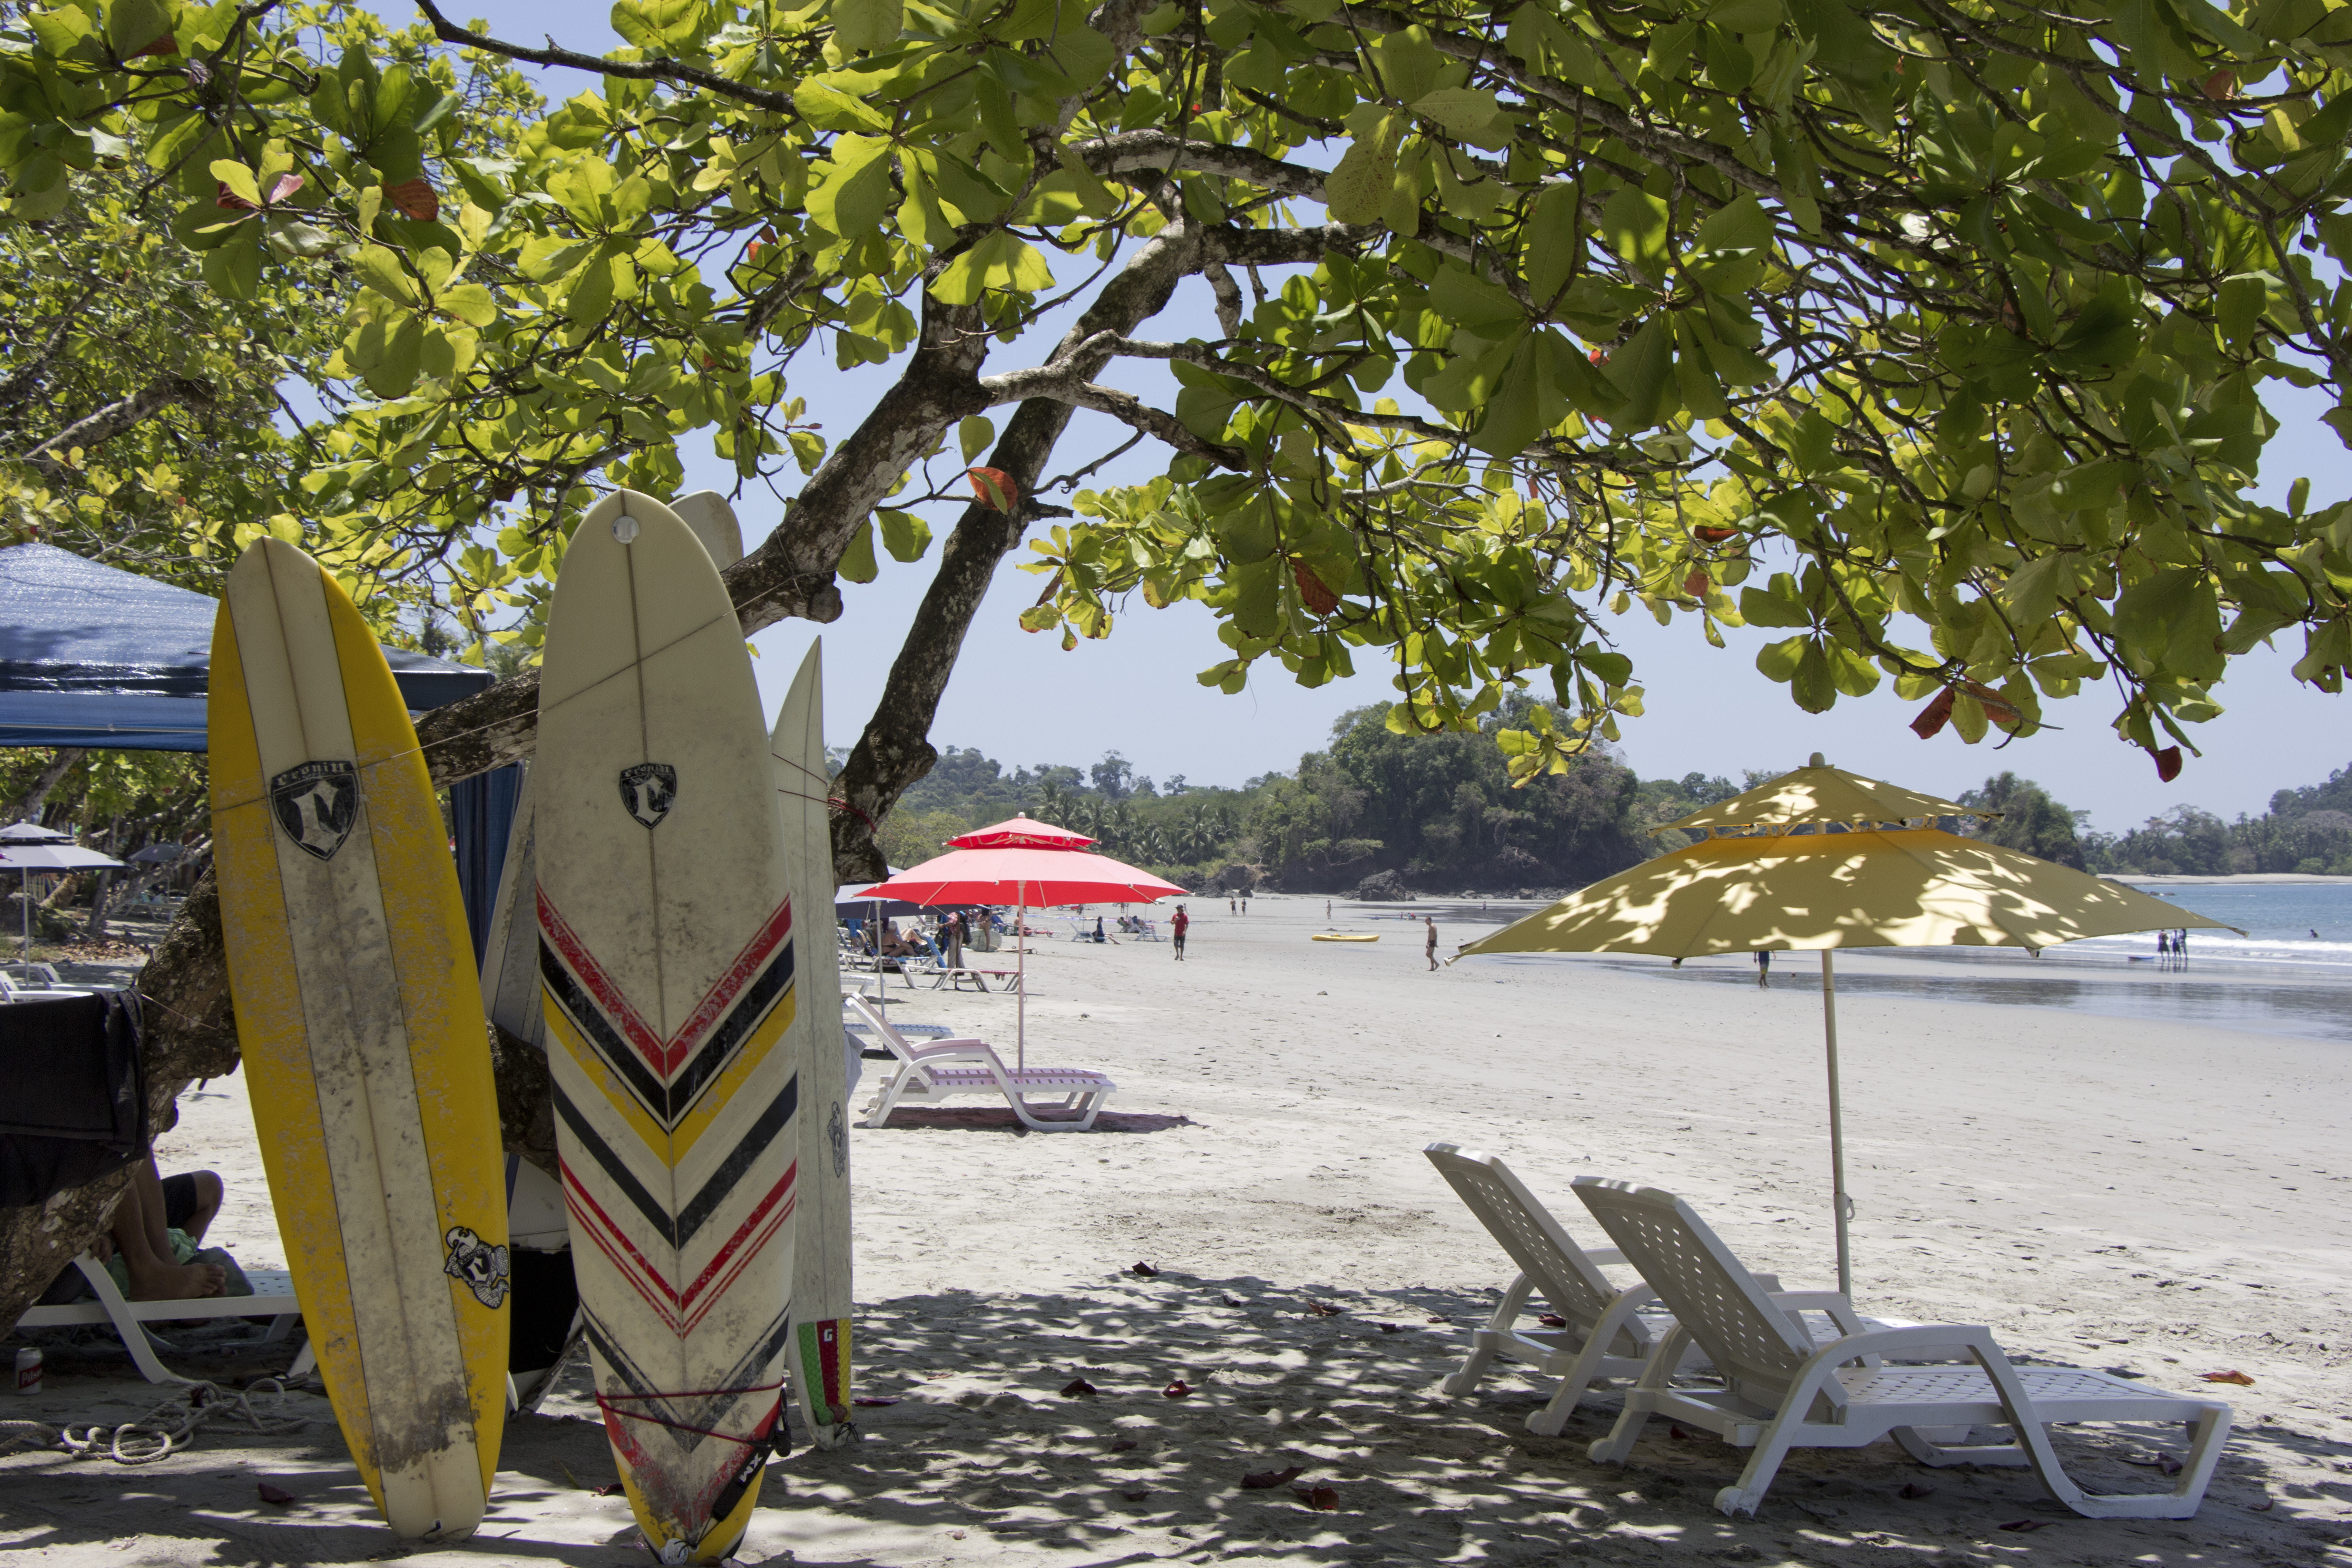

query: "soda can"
xmin=14 ymin=1347 xmax=39 ymax=1394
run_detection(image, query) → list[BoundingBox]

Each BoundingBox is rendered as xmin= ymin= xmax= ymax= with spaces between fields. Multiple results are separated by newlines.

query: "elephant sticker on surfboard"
xmin=209 ymin=538 xmax=508 ymax=1541
xmin=771 ymin=643 xmax=856 ymax=1446
xmin=536 ymin=490 xmax=801 ymax=1561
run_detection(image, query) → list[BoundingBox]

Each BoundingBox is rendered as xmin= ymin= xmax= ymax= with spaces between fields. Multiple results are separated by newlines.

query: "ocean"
xmin=1438 ymin=882 xmax=2352 ymax=1044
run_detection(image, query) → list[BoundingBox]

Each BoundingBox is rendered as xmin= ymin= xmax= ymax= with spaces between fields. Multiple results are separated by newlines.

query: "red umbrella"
xmin=852 ymin=814 xmax=1186 ymax=1064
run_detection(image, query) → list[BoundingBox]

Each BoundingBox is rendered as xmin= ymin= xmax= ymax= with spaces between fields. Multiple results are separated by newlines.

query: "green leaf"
xmin=930 ymin=230 xmax=1055 ymax=305
xmin=795 ymin=80 xmax=894 ymax=132
xmin=106 ymin=0 xmax=173 ymax=57
xmin=809 ymin=135 xmax=897 ymax=242
xmin=210 ymin=161 xmax=260 ymax=208
xmin=838 ymin=519 xmax=879 ymax=582
xmin=1602 ymin=186 xmax=1672 ymax=282
xmin=877 ymin=508 xmax=933 ymax=561
xmin=1325 ymin=112 xmax=1400 ymax=225
xmin=1370 ymin=24 xmax=1444 ymax=105
xmin=1604 ymin=318 xmax=1676 ymax=430
xmin=1411 ymin=87 xmax=1502 ymax=142
xmin=958 ymin=415 xmax=995 ymax=464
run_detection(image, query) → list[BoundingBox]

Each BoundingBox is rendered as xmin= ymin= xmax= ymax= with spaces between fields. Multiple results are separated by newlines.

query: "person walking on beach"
xmin=1755 ymin=948 xmax=1771 ymax=986
xmin=1425 ymin=916 xmax=1439 ymax=970
xmin=2157 ymin=931 xmax=2171 ymax=964
xmin=1171 ymin=904 xmax=1188 ymax=961
xmin=1240 ymin=891 xmax=1249 ymax=915
xmin=1229 ymin=897 xmax=1236 ymax=915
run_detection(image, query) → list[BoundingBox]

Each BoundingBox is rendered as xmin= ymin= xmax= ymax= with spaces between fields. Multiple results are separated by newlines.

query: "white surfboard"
xmin=478 ymin=768 xmax=543 ymax=1053
xmin=535 ymin=491 xmax=800 ymax=1560
xmin=771 ymin=644 xmax=855 ymax=1447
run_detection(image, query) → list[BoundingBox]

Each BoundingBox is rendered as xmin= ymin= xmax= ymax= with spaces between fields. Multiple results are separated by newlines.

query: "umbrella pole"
xmin=1016 ymin=891 xmax=1027 ymax=1071
xmin=1822 ymin=949 xmax=1852 ymax=1298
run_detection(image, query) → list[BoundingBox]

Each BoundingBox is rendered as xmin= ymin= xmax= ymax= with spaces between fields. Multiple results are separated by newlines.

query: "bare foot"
xmin=124 ymin=1258 xmax=226 ymax=1301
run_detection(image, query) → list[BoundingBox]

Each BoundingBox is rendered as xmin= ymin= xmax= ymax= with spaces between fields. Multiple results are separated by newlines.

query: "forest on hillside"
xmin=875 ymin=695 xmax=2352 ymax=894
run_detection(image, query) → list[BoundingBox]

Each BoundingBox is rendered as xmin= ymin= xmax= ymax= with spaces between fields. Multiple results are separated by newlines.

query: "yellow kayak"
xmin=1312 ymin=933 xmax=1380 ymax=942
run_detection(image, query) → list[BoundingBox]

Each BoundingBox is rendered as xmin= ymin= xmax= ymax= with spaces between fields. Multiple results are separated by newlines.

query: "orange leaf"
xmin=2202 ymin=69 xmax=2238 ymax=100
xmin=1691 ymin=525 xmax=1740 ymax=544
xmin=2200 ymin=1368 xmax=2254 ymax=1386
xmin=127 ymin=33 xmax=178 ymax=59
xmin=2153 ymin=745 xmax=2184 ymax=783
xmin=1909 ymin=687 xmax=1955 ymax=740
xmin=383 ymin=176 xmax=440 ymax=222
xmin=969 ymin=467 xmax=1019 ymax=512
xmin=1161 ymin=1378 xmax=1192 ymax=1399
xmin=1293 ymin=560 xmax=1339 ymax=617
xmin=1683 ymin=567 xmax=1710 ymax=598
xmin=1294 ymin=1484 xmax=1341 ymax=1511
xmin=214 ymin=181 xmax=256 ymax=213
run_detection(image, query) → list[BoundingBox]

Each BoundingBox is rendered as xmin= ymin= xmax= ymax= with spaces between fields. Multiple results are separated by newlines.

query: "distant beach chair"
xmin=1570 ymin=1177 xmax=2232 ymax=1519
xmin=848 ymin=994 xmax=1115 ymax=1132
xmin=15 ymin=1254 xmax=311 ymax=1386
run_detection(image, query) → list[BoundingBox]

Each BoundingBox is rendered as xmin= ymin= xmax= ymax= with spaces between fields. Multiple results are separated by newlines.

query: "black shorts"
xmin=161 ymin=1172 xmax=203 ymax=1230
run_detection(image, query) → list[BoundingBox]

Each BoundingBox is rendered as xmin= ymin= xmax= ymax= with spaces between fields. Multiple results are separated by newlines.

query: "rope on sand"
xmin=0 ymin=1378 xmax=309 ymax=1465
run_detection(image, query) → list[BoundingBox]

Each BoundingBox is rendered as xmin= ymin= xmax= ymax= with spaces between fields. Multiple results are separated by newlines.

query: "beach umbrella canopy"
xmin=1458 ymin=754 xmax=2235 ymax=1292
xmin=853 ymin=814 xmax=1187 ymax=1064
xmin=1 ymin=831 xmax=122 ymax=956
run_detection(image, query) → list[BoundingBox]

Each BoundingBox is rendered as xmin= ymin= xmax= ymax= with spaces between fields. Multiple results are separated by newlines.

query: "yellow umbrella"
xmin=1459 ymin=755 xmax=2237 ymax=1293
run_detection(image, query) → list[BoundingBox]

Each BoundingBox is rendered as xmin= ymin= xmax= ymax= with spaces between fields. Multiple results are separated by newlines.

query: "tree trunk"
xmin=10 ymin=748 xmax=83 ymax=820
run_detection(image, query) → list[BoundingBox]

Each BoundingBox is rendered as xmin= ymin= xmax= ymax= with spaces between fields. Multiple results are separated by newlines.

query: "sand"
xmin=3 ymin=896 xmax=2347 ymax=1567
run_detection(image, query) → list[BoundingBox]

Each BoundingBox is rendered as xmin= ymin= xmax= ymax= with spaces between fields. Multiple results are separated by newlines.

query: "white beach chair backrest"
xmin=844 ymin=992 xmax=934 ymax=1083
xmin=1571 ymin=1178 xmax=1813 ymax=1393
xmin=1425 ymin=1143 xmax=1646 ymax=1354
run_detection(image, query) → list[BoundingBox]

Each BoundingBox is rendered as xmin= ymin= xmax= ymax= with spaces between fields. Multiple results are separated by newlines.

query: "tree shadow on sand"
xmin=2 ymin=1270 xmax=2338 ymax=1567
xmin=763 ymin=1268 xmax=2347 ymax=1567
xmin=858 ymin=1109 xmax=1196 ymax=1135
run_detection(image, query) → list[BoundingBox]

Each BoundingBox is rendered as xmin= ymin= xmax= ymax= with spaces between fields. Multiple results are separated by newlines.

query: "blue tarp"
xmin=0 ymin=542 xmax=490 ymax=750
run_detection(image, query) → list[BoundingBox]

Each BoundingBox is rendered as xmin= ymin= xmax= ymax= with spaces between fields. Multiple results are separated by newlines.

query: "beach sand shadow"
xmin=5 ymin=1273 xmax=2339 ymax=1566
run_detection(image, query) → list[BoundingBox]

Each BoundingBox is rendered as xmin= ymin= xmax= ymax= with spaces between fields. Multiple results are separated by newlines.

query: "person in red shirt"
xmin=1171 ymin=904 xmax=1189 ymax=961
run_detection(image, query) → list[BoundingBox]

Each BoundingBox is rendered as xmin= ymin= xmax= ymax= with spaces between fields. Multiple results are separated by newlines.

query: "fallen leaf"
xmin=383 ymin=176 xmax=440 ymax=222
xmin=852 ymin=1396 xmax=900 ymax=1407
xmin=2201 ymin=1370 xmax=2255 ymax=1386
xmin=1131 ymin=1262 xmax=1160 ymax=1278
xmin=255 ymin=1481 xmax=295 ymax=1506
xmin=1162 ymin=1379 xmax=1191 ymax=1400
xmin=595 ymin=1481 xmax=627 ymax=1497
xmin=2249 ymin=1499 xmax=2274 ymax=1512
xmin=1899 ymin=1482 xmax=1936 ymax=1500
xmin=1295 ymin=1484 xmax=1341 ymax=1511
xmin=1221 ymin=1294 xmax=1244 ymax=1307
xmin=1998 ymin=1519 xmax=2053 ymax=1532
xmin=1109 ymin=1437 xmax=1138 ymax=1453
xmin=1426 ymin=1316 xmax=1446 ymax=1324
xmin=1668 ymin=1426 xmax=1691 ymax=1441
xmin=1122 ymin=1489 xmax=1152 ymax=1502
xmin=1377 ymin=1323 xmax=1401 ymax=1333
xmin=949 ymin=1529 xmax=966 ymax=1540
xmin=1241 ymin=1465 xmax=1306 ymax=1490
xmin=1305 ymin=1301 xmax=1343 ymax=1317
xmin=969 ymin=467 xmax=1019 ymax=512
xmin=1060 ymin=1378 xmax=1098 ymax=1397
xmin=2122 ymin=1452 xmax=2183 ymax=1475
xmin=1537 ymin=1313 xmax=1568 ymax=1328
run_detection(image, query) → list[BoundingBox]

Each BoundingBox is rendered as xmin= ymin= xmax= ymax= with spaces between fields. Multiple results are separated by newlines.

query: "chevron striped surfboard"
xmin=536 ymin=491 xmax=800 ymax=1561
xmin=771 ymin=642 xmax=855 ymax=1447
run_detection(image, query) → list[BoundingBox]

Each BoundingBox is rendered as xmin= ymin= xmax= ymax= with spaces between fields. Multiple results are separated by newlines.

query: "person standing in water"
xmin=1425 ymin=916 xmax=1440 ymax=971
xmin=1755 ymin=949 xmax=1771 ymax=986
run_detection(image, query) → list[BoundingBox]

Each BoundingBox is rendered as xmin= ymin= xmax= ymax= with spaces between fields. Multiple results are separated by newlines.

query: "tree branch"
xmin=18 ymin=375 xmax=213 ymax=482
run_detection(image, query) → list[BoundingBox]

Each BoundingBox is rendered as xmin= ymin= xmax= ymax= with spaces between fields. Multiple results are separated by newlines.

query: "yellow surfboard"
xmin=209 ymin=538 xmax=508 ymax=1540
xmin=1312 ymin=933 xmax=1381 ymax=942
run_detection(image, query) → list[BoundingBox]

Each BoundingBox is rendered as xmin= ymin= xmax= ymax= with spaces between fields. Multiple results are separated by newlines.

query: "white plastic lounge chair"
xmin=1425 ymin=1143 xmax=1690 ymax=1433
xmin=847 ymin=994 xmax=1115 ymax=1132
xmin=15 ymin=1254 xmax=311 ymax=1385
xmin=1570 ymin=1178 xmax=2232 ymax=1519
xmin=1421 ymin=1144 xmax=1843 ymax=1432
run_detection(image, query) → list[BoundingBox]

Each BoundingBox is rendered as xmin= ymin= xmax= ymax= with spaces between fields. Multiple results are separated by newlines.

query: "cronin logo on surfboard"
xmin=618 ymin=763 xmax=677 ymax=828
xmin=269 ymin=760 xmax=358 ymax=861
xmin=442 ymin=1225 xmax=511 ymax=1308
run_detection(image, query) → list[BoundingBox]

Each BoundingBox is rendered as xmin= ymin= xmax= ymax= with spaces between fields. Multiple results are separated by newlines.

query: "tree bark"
xmin=20 ymin=376 xmax=214 ymax=484
xmin=9 ymin=747 xmax=83 ymax=820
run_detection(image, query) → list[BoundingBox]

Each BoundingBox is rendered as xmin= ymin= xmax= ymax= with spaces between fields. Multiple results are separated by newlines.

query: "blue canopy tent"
xmin=0 ymin=542 xmax=515 ymax=951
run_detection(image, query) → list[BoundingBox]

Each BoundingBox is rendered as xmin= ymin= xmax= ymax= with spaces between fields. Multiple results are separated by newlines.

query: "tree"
xmin=8 ymin=0 xmax=2352 ymax=1318
xmin=1957 ymin=770 xmax=2086 ymax=868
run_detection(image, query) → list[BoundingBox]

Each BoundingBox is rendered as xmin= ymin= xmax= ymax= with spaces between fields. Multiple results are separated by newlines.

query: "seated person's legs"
xmin=160 ymin=1169 xmax=223 ymax=1243
xmin=107 ymin=1159 xmax=225 ymax=1300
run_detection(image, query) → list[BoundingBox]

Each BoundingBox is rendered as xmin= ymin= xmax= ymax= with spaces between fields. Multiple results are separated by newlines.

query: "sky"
xmin=392 ymin=4 xmax=2350 ymax=832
